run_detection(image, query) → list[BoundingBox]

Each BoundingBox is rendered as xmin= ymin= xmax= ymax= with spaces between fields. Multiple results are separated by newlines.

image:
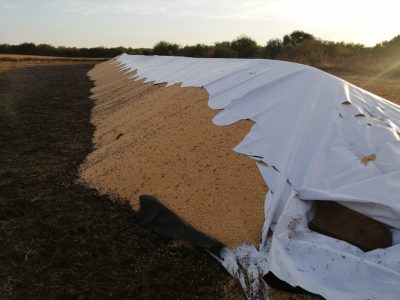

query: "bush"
xmin=1 ymin=31 xmax=399 ymax=74
xmin=264 ymin=39 xmax=283 ymax=59
xmin=0 ymin=43 xmax=131 ymax=58
xmin=282 ymin=31 xmax=314 ymax=47
xmin=231 ymin=35 xmax=258 ymax=58
xmin=179 ymin=44 xmax=214 ymax=58
xmin=153 ymin=41 xmax=180 ymax=56
xmin=213 ymin=42 xmax=238 ymax=58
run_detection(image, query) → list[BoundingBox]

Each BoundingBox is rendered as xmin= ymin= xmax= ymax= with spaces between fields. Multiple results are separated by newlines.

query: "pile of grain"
xmin=80 ymin=60 xmax=267 ymax=248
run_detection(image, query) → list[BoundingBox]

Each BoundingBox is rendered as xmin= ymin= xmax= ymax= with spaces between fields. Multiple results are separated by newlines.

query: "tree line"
xmin=150 ymin=31 xmax=399 ymax=74
xmin=0 ymin=43 xmax=135 ymax=58
xmin=1 ymin=31 xmax=399 ymax=74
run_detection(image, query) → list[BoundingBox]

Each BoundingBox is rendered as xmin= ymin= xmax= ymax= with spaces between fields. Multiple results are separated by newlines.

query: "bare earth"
xmin=0 ymin=60 xmax=245 ymax=299
xmin=0 ymin=54 xmax=106 ymax=72
xmin=0 ymin=54 xmax=105 ymax=61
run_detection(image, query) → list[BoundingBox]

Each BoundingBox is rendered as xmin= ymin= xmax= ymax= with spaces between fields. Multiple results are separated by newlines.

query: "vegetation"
xmin=0 ymin=43 xmax=136 ymax=58
xmin=1 ymin=31 xmax=399 ymax=74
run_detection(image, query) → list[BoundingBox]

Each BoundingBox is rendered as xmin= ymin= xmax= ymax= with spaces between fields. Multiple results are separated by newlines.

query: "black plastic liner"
xmin=137 ymin=195 xmax=224 ymax=257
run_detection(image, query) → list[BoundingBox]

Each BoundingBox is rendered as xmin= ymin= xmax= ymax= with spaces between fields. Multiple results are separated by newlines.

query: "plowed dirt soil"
xmin=0 ymin=62 xmax=244 ymax=299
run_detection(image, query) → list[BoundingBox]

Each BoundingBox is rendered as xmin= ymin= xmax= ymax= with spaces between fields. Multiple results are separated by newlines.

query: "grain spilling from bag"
xmin=80 ymin=60 xmax=267 ymax=248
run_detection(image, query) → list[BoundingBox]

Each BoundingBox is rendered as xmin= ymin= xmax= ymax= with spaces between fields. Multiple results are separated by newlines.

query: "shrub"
xmin=231 ymin=35 xmax=258 ymax=58
xmin=282 ymin=31 xmax=315 ymax=47
xmin=179 ymin=44 xmax=214 ymax=58
xmin=213 ymin=41 xmax=238 ymax=58
xmin=153 ymin=41 xmax=180 ymax=56
xmin=264 ymin=38 xmax=283 ymax=59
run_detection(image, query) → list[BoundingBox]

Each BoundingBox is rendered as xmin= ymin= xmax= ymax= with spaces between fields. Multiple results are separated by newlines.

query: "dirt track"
xmin=0 ymin=63 xmax=244 ymax=299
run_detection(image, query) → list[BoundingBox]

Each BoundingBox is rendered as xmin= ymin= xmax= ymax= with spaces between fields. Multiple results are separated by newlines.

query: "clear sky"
xmin=1 ymin=0 xmax=399 ymax=48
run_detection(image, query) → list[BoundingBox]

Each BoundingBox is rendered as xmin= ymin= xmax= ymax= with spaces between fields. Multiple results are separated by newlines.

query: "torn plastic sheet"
xmin=115 ymin=54 xmax=400 ymax=299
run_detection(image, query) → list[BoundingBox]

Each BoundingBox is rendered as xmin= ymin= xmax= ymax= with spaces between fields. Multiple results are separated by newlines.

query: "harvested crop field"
xmin=0 ymin=54 xmax=106 ymax=73
xmin=1 ymin=56 xmax=400 ymax=299
xmin=0 ymin=61 xmax=245 ymax=299
xmin=0 ymin=54 xmax=106 ymax=62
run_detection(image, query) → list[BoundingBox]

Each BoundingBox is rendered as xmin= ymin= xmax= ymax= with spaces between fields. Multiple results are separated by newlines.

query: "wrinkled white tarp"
xmin=115 ymin=54 xmax=400 ymax=299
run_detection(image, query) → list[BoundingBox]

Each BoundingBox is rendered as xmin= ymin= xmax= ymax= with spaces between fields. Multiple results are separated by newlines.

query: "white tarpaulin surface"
xmin=115 ymin=54 xmax=400 ymax=299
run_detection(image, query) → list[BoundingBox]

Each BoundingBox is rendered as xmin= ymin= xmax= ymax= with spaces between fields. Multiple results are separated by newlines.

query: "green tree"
xmin=16 ymin=43 xmax=37 ymax=54
xmin=213 ymin=41 xmax=238 ymax=58
xmin=153 ymin=41 xmax=180 ymax=56
xmin=179 ymin=44 xmax=213 ymax=57
xmin=380 ymin=35 xmax=400 ymax=48
xmin=283 ymin=31 xmax=314 ymax=47
xmin=131 ymin=48 xmax=153 ymax=55
xmin=0 ymin=43 xmax=11 ymax=54
xmin=36 ymin=44 xmax=56 ymax=56
xmin=264 ymin=38 xmax=283 ymax=59
xmin=231 ymin=35 xmax=258 ymax=58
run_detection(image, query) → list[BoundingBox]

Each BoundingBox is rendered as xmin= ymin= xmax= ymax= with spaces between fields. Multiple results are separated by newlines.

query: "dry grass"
xmin=337 ymin=74 xmax=400 ymax=105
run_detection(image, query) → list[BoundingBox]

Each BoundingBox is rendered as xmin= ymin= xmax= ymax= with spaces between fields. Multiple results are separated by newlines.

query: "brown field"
xmin=0 ymin=53 xmax=107 ymax=61
xmin=0 ymin=57 xmax=399 ymax=299
xmin=0 ymin=59 xmax=245 ymax=299
xmin=0 ymin=54 xmax=107 ymax=72
xmin=332 ymin=71 xmax=400 ymax=105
